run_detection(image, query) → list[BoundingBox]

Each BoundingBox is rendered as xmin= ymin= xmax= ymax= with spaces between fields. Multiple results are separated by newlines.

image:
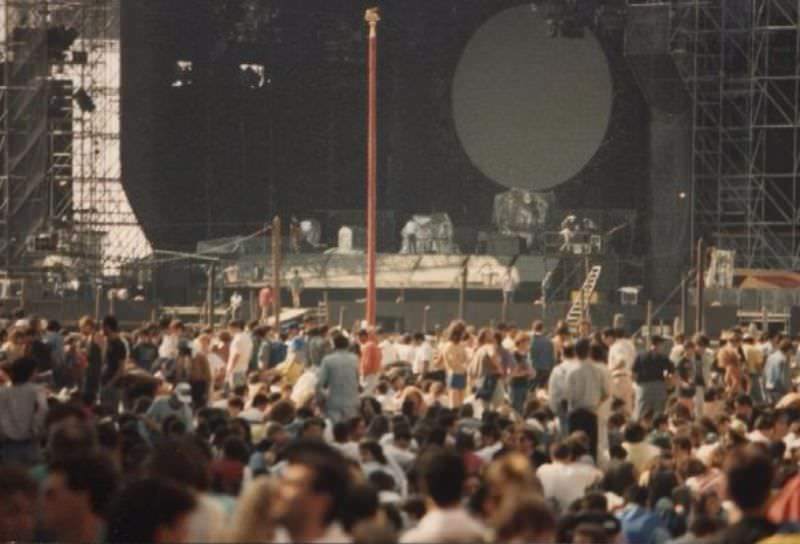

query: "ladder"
xmin=566 ymin=265 xmax=603 ymax=330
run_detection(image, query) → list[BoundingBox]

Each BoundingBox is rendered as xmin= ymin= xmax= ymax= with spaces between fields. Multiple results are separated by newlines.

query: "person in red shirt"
xmin=359 ymin=328 xmax=382 ymax=395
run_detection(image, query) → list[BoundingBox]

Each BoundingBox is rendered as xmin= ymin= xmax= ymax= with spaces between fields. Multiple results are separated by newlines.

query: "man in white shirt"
xmin=158 ymin=320 xmax=184 ymax=360
xmin=401 ymin=448 xmax=485 ymax=543
xmin=475 ymin=423 xmax=503 ymax=463
xmin=239 ymin=393 xmax=268 ymax=424
xmin=379 ymin=332 xmax=398 ymax=368
xmin=331 ymin=421 xmax=360 ymax=462
xmin=395 ymin=334 xmax=416 ymax=364
xmin=226 ymin=320 xmax=253 ymax=391
xmin=412 ymin=333 xmax=433 ymax=376
xmin=536 ymin=440 xmax=602 ymax=514
xmin=548 ymin=342 xmax=581 ymax=433
xmin=621 ymin=422 xmax=662 ymax=475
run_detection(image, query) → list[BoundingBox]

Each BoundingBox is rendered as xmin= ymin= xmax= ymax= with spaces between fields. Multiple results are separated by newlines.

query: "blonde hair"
xmin=225 ymin=477 xmax=276 ymax=543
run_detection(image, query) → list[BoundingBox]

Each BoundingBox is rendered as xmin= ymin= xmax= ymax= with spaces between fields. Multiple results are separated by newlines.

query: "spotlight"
xmin=679 ymin=192 xmax=687 ymax=200
xmin=239 ymin=63 xmax=265 ymax=89
xmin=73 ymin=88 xmax=96 ymax=113
xmin=172 ymin=60 xmax=194 ymax=88
xmin=47 ymin=26 xmax=79 ymax=62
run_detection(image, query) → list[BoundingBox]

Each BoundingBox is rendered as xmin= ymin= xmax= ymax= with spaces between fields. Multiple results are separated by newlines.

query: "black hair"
xmin=575 ymin=338 xmax=591 ymax=360
xmin=102 ymin=315 xmax=119 ymax=333
xmin=360 ymin=440 xmax=388 ymax=464
xmin=623 ymin=422 xmax=646 ymax=443
xmin=251 ymin=393 xmax=269 ymax=409
xmin=725 ymin=446 xmax=774 ymax=512
xmin=479 ymin=422 xmax=501 ymax=442
xmin=333 ymin=421 xmax=351 ymax=443
xmin=50 ymin=452 xmax=119 ymax=518
xmin=342 ymin=483 xmax=380 ymax=532
xmin=106 ymin=479 xmax=196 ymax=543
xmin=283 ymin=439 xmax=352 ymax=524
xmin=417 ymin=447 xmax=465 ymax=508
xmin=145 ymin=436 xmax=212 ymax=491
xmin=333 ymin=333 xmax=350 ymax=350
xmin=229 ymin=319 xmax=245 ymax=330
xmin=7 ymin=357 xmax=37 ymax=384
xmin=223 ymin=436 xmax=250 ymax=463
xmin=552 ymin=441 xmax=572 ymax=461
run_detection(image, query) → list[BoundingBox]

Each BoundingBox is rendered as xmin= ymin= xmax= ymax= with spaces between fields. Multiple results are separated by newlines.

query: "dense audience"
xmin=1 ymin=310 xmax=800 ymax=543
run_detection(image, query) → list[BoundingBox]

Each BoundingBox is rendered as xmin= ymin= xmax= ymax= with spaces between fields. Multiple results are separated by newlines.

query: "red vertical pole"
xmin=365 ymin=8 xmax=380 ymax=327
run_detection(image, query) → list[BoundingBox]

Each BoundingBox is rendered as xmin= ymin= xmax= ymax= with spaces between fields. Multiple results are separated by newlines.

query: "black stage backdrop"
xmin=120 ymin=0 xmax=650 ymax=253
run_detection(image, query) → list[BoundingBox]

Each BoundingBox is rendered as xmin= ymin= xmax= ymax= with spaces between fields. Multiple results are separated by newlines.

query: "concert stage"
xmin=225 ymin=253 xmax=551 ymax=292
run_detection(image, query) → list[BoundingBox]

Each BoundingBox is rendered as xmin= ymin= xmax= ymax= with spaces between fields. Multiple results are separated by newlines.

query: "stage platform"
xmin=226 ymin=253 xmax=554 ymax=291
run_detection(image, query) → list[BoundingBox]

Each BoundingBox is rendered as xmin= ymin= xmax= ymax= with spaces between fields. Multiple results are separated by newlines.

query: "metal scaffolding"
xmin=0 ymin=0 xmax=148 ymax=280
xmin=669 ymin=0 xmax=800 ymax=269
xmin=0 ymin=0 xmax=50 ymax=271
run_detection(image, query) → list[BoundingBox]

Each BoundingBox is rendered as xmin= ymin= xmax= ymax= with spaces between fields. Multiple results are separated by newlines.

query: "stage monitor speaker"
xmin=703 ymin=306 xmax=738 ymax=338
xmin=624 ymin=4 xmax=689 ymax=113
xmin=478 ymin=232 xmax=524 ymax=256
xmin=789 ymin=306 xmax=800 ymax=337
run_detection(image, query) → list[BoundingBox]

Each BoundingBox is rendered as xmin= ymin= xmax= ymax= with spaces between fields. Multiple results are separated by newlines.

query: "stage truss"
xmin=0 ymin=0 xmax=148 ymax=279
xmin=669 ymin=0 xmax=800 ymax=269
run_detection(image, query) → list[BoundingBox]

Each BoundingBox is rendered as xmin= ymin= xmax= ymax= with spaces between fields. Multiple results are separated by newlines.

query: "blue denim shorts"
xmin=448 ymin=373 xmax=467 ymax=391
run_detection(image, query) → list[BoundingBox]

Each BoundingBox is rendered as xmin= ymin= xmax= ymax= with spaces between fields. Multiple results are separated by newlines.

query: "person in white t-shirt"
xmin=226 ymin=320 xmax=253 ymax=391
xmin=401 ymin=448 xmax=485 ymax=543
xmin=412 ymin=333 xmax=433 ymax=376
xmin=395 ymin=334 xmax=416 ymax=363
xmin=379 ymin=333 xmax=398 ymax=368
xmin=536 ymin=440 xmax=602 ymax=514
xmin=607 ymin=328 xmax=636 ymax=415
xmin=158 ymin=320 xmax=184 ymax=360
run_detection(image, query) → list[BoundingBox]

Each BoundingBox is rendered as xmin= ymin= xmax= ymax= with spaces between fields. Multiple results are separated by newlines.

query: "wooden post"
xmin=762 ymin=306 xmax=768 ymax=334
xmin=646 ymin=300 xmax=653 ymax=349
xmin=365 ymin=7 xmax=380 ymax=327
xmin=272 ymin=216 xmax=282 ymax=327
xmin=695 ymin=238 xmax=704 ymax=333
xmin=680 ymin=274 xmax=687 ymax=336
xmin=458 ymin=258 xmax=468 ymax=321
xmin=582 ymin=255 xmax=590 ymax=323
xmin=95 ymin=285 xmax=102 ymax=321
xmin=206 ymin=262 xmax=216 ymax=328
xmin=323 ymin=291 xmax=330 ymax=324
xmin=338 ymin=306 xmax=346 ymax=329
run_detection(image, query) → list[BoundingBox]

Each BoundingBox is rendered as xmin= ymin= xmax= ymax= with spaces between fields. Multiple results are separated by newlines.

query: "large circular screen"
xmin=453 ymin=5 xmax=613 ymax=191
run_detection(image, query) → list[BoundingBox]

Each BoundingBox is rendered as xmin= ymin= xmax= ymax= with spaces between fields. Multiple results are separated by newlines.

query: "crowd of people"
xmin=1 ymin=310 xmax=800 ymax=543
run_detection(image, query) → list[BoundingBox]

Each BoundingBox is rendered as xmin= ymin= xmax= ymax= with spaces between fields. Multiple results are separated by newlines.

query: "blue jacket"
xmin=317 ymin=349 xmax=360 ymax=416
xmin=618 ymin=505 xmax=671 ymax=544
xmin=765 ymin=351 xmax=790 ymax=394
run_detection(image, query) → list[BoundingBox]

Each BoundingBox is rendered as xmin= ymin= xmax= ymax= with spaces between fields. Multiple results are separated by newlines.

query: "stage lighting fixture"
xmin=47 ymin=25 xmax=79 ymax=62
xmin=172 ymin=60 xmax=194 ymax=88
xmin=73 ymin=88 xmax=96 ymax=113
xmin=72 ymin=50 xmax=88 ymax=64
xmin=239 ymin=63 xmax=265 ymax=89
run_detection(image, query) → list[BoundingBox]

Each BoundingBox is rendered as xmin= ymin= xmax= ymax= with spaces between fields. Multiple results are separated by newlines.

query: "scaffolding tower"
xmin=670 ymin=0 xmax=800 ymax=269
xmin=0 ymin=0 xmax=148 ymax=281
xmin=0 ymin=0 xmax=50 ymax=272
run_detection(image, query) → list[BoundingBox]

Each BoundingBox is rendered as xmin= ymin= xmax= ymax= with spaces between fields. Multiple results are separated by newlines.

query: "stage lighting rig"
xmin=239 ymin=64 xmax=265 ymax=89
xmin=172 ymin=60 xmax=194 ymax=88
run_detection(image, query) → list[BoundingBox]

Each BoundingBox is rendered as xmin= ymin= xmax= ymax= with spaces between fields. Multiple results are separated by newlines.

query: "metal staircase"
xmin=565 ymin=265 xmax=602 ymax=329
